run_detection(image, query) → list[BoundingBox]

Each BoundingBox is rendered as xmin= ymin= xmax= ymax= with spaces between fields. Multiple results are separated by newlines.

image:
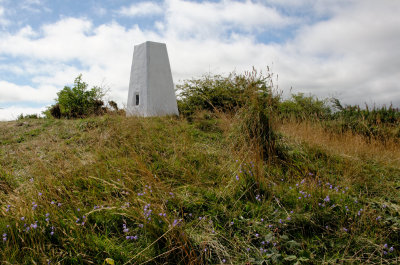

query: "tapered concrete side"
xmin=126 ymin=41 xmax=179 ymax=117
xmin=127 ymin=42 xmax=148 ymax=116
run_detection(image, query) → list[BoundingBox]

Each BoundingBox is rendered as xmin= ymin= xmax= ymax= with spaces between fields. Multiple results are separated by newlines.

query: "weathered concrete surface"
xmin=127 ymin=41 xmax=179 ymax=117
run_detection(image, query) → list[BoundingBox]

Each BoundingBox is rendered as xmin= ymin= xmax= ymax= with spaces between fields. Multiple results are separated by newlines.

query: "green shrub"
xmin=227 ymin=69 xmax=281 ymax=162
xmin=327 ymin=99 xmax=400 ymax=142
xmin=177 ymin=68 xmax=281 ymax=162
xmin=45 ymin=75 xmax=106 ymax=119
xmin=232 ymin=89 xmax=278 ymax=162
xmin=17 ymin=113 xmax=41 ymax=120
xmin=279 ymin=93 xmax=332 ymax=121
xmin=177 ymin=69 xmax=275 ymax=116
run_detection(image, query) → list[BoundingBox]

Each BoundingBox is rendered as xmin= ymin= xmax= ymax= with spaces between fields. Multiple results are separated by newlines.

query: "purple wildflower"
xmin=31 ymin=222 xmax=38 ymax=229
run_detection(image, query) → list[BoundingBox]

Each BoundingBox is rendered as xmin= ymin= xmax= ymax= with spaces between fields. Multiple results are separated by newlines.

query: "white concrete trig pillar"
xmin=127 ymin=41 xmax=179 ymax=117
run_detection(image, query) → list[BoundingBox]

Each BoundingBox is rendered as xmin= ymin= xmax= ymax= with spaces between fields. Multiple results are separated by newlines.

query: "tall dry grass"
xmin=279 ymin=120 xmax=400 ymax=168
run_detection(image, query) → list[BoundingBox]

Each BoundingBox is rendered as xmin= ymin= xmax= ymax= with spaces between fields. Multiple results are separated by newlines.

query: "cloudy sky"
xmin=0 ymin=0 xmax=399 ymax=120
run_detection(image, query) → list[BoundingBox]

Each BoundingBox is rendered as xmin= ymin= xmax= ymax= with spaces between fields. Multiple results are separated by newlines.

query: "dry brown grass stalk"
xmin=279 ymin=120 xmax=400 ymax=168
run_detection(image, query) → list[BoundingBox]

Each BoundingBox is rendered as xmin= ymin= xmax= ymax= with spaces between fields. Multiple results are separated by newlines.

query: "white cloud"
xmin=93 ymin=6 xmax=107 ymax=16
xmin=275 ymin=0 xmax=400 ymax=103
xmin=0 ymin=0 xmax=399 ymax=121
xmin=0 ymin=106 xmax=47 ymax=121
xmin=0 ymin=18 xmax=156 ymax=111
xmin=163 ymin=0 xmax=294 ymax=39
xmin=20 ymin=0 xmax=50 ymax=13
xmin=0 ymin=80 xmax=56 ymax=103
xmin=0 ymin=5 xmax=9 ymax=26
xmin=265 ymin=0 xmax=355 ymax=16
xmin=118 ymin=2 xmax=163 ymax=17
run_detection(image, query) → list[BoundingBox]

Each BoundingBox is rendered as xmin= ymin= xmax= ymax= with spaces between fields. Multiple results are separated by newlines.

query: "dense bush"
xmin=45 ymin=75 xmax=106 ymax=119
xmin=177 ymin=68 xmax=282 ymax=161
xmin=230 ymin=70 xmax=280 ymax=162
xmin=321 ymin=99 xmax=400 ymax=142
xmin=177 ymin=69 xmax=277 ymax=116
xmin=279 ymin=93 xmax=332 ymax=121
xmin=331 ymin=99 xmax=400 ymax=125
xmin=278 ymin=94 xmax=400 ymax=142
xmin=17 ymin=113 xmax=41 ymax=120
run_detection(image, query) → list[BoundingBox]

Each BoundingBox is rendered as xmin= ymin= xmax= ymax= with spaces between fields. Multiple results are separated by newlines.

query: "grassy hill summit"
xmin=1 ymin=70 xmax=399 ymax=264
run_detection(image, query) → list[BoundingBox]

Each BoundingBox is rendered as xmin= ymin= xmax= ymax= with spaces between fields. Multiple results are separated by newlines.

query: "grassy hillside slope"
xmin=0 ymin=114 xmax=399 ymax=264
